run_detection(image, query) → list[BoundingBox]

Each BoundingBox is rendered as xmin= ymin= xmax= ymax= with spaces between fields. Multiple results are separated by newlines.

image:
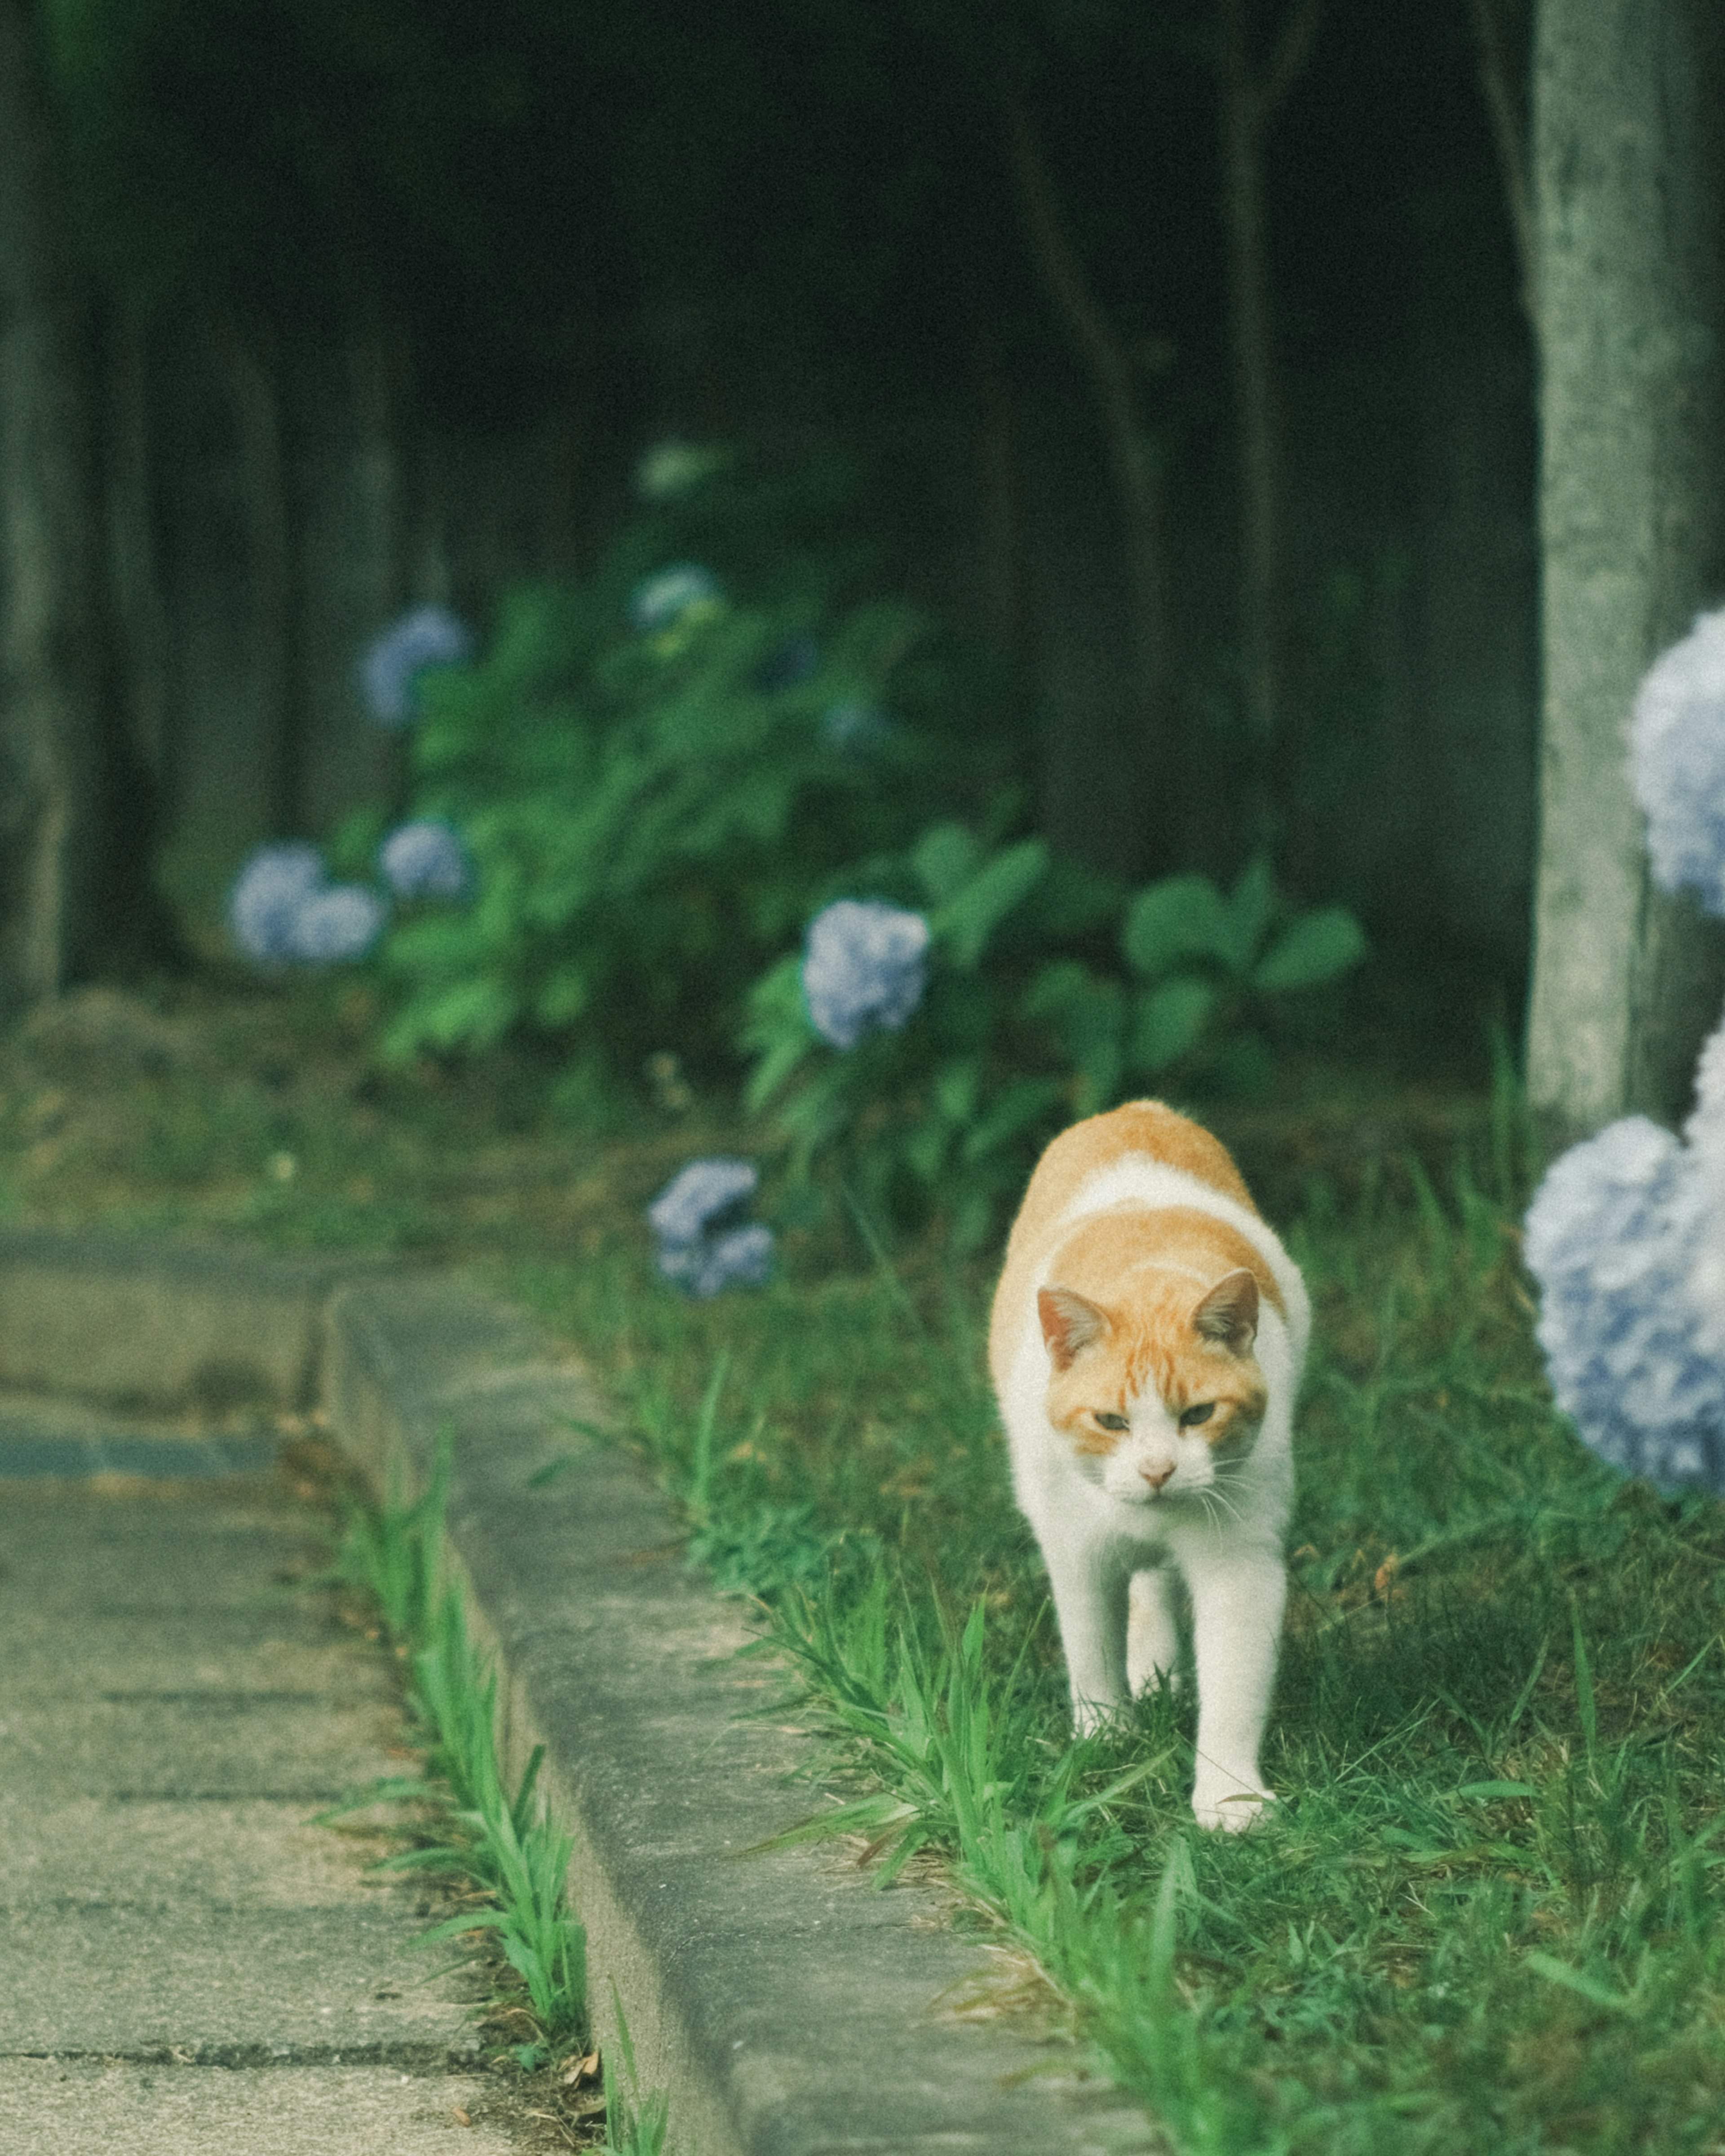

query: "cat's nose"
xmin=1140 ymin=1461 xmax=1175 ymax=1490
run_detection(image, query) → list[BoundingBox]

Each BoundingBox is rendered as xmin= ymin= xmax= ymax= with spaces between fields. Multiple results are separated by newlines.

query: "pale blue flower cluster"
xmin=1523 ymin=607 xmax=1725 ymax=1492
xmin=629 ymin=563 xmax=723 ymax=634
xmin=288 ymin=885 xmax=389 ymax=965
xmin=360 ymin=605 xmax=475 ymax=728
xmin=1630 ymin=609 xmax=1725 ymax=918
xmin=648 ymin=1158 xmax=774 ymax=1297
xmin=379 ymin=818 xmax=470 ymax=901
xmin=1523 ymin=1116 xmax=1725 ymax=1488
xmin=801 ymin=899 xmax=930 ymax=1049
xmin=228 ymin=844 xmax=385 ymax=967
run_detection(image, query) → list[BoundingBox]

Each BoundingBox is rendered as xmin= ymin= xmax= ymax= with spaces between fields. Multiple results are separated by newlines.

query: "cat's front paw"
xmin=1191 ymin=1782 xmax=1276 ymax=1832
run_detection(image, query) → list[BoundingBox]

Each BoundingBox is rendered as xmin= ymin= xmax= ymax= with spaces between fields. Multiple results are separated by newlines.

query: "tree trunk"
xmin=1002 ymin=91 xmax=1172 ymax=879
xmin=288 ymin=327 xmax=407 ymax=836
xmin=1525 ymin=0 xmax=1725 ymax=1141
xmin=1213 ymin=0 xmax=1322 ymax=848
xmin=0 ymin=0 xmax=110 ymax=1011
xmin=154 ymin=313 xmax=293 ymax=909
xmin=1218 ymin=0 xmax=1284 ymax=770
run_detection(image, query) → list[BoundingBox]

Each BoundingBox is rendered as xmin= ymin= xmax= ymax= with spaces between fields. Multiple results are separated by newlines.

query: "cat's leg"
xmin=1183 ymin=1546 xmax=1287 ymax=1830
xmin=1044 ymin=1543 xmax=1130 ymax=1735
xmin=1127 ymin=1566 xmax=1181 ymax=1696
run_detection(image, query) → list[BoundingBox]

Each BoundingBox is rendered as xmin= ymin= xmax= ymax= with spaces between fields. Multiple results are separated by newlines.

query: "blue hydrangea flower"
xmin=285 ymin=884 xmax=389 ymax=965
xmin=628 ymin=563 xmax=723 ymax=634
xmin=360 ymin=605 xmax=475 ymax=728
xmin=657 ymin=1223 xmax=775 ymax=1298
xmin=648 ymin=1158 xmax=758 ymax=1246
xmin=633 ymin=440 xmax=731 ymax=502
xmin=820 ymin=698 xmax=890 ymax=752
xmin=379 ymin=819 xmax=470 ymax=901
xmin=1630 ymin=607 xmax=1725 ymax=916
xmin=1523 ymin=1114 xmax=1725 ymax=1490
xmin=648 ymin=1158 xmax=771 ymax=1297
xmin=227 ymin=843 xmax=327 ymax=966
xmin=755 ymin=635 xmax=820 ymax=693
xmin=801 ymin=900 xmax=930 ymax=1050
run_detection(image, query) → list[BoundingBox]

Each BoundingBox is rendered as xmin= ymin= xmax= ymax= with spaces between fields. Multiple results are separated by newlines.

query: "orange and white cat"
xmin=990 ymin=1101 xmax=1308 ymax=1829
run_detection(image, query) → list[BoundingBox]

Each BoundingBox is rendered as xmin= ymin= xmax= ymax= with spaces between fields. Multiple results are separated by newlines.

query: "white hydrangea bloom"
xmin=657 ymin=1223 xmax=775 ymax=1298
xmin=360 ymin=605 xmax=474 ymax=728
xmin=1524 ymin=1095 xmax=1725 ymax=1490
xmin=647 ymin=1158 xmax=770 ymax=1297
xmin=1630 ymin=607 xmax=1725 ymax=916
xmin=379 ymin=819 xmax=470 ymax=901
xmin=285 ymin=885 xmax=388 ymax=965
xmin=227 ymin=843 xmax=326 ymax=966
xmin=801 ymin=900 xmax=930 ymax=1050
xmin=649 ymin=1158 xmax=758 ymax=1246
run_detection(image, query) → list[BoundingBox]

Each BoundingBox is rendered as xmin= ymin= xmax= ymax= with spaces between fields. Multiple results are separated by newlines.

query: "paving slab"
xmin=0 ymin=1476 xmax=493 ymax=2149
xmin=0 ymin=2060 xmax=515 ymax=2155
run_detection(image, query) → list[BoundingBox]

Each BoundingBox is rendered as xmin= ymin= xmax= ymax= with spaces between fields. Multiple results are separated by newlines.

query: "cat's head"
xmin=1037 ymin=1268 xmax=1267 ymax=1505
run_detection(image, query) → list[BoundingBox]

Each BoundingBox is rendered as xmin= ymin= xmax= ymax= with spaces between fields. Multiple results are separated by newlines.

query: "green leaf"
xmin=534 ymin=965 xmax=588 ymax=1027
xmin=933 ymin=1057 xmax=981 ymax=1127
xmin=1224 ymin=854 xmax=1277 ymax=970
xmin=911 ymin=822 xmax=981 ymax=905
xmin=930 ymin=838 xmax=1048 ymax=970
xmin=1456 ymin=1780 xmax=1535 ymax=1801
xmin=383 ymin=976 xmax=519 ymax=1058
xmin=1525 ymin=1953 xmax=1638 ymax=2014
xmin=1121 ymin=874 xmax=1236 ymax=980
xmin=960 ymin=1078 xmax=1063 ymax=1164
xmin=1251 ymin=907 xmax=1368 ymax=992
xmin=1129 ymin=977 xmax=1217 ymax=1071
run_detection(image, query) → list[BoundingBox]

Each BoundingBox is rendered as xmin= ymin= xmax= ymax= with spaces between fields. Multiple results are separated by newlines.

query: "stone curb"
xmin=0 ymin=1231 xmax=1154 ymax=2156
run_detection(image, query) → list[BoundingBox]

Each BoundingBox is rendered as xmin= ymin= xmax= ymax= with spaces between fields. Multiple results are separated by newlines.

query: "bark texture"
xmin=1526 ymin=0 xmax=1725 ymax=1139
xmin=1216 ymin=0 xmax=1322 ymax=783
xmin=0 ymin=0 xmax=109 ymax=1011
xmin=1004 ymin=92 xmax=1172 ymax=878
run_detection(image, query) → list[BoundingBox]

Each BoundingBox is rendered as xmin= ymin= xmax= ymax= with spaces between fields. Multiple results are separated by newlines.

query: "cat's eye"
xmin=1179 ymin=1403 xmax=1216 ymax=1427
xmin=1093 ymin=1411 xmax=1129 ymax=1431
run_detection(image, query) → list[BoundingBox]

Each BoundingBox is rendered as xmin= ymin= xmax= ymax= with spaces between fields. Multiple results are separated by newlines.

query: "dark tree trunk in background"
xmin=288 ymin=328 xmax=407 ymax=836
xmin=1215 ymin=0 xmax=1322 ymax=823
xmin=154 ymin=314 xmax=293 ymax=905
xmin=103 ymin=301 xmax=169 ymax=792
xmin=1004 ymin=91 xmax=1172 ymax=881
xmin=0 ymin=0 xmax=111 ymax=1010
xmin=1525 ymin=0 xmax=1725 ymax=1141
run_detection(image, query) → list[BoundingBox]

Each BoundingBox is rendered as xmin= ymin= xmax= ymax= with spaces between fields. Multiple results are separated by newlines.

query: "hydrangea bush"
xmin=740 ymin=826 xmax=1368 ymax=1248
xmin=1524 ymin=607 xmax=1725 ymax=1492
xmin=369 ymin=445 xmax=1018 ymax=1072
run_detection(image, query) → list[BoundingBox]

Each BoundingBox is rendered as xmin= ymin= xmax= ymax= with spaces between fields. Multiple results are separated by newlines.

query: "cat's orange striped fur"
xmin=991 ymin=1101 xmax=1309 ymax=1828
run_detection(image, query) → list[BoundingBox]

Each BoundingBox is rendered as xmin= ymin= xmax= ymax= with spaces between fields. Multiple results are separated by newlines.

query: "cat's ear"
xmin=1039 ymin=1286 xmax=1110 ymax=1370
xmin=1193 ymin=1269 xmax=1258 ymax=1352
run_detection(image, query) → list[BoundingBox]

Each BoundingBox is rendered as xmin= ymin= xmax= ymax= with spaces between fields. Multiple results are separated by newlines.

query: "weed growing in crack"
xmin=319 ymin=1425 xmax=632 ymax=2138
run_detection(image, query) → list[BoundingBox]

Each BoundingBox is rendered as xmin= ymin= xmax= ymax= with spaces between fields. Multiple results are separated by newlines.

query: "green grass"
xmin=324 ymin=1432 xmax=596 ymax=2078
xmin=510 ymin=1098 xmax=1725 ymax=2156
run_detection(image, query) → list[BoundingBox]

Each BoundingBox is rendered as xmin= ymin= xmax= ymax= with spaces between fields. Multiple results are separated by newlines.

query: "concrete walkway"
xmin=0 ymin=1403 xmax=518 ymax=2154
